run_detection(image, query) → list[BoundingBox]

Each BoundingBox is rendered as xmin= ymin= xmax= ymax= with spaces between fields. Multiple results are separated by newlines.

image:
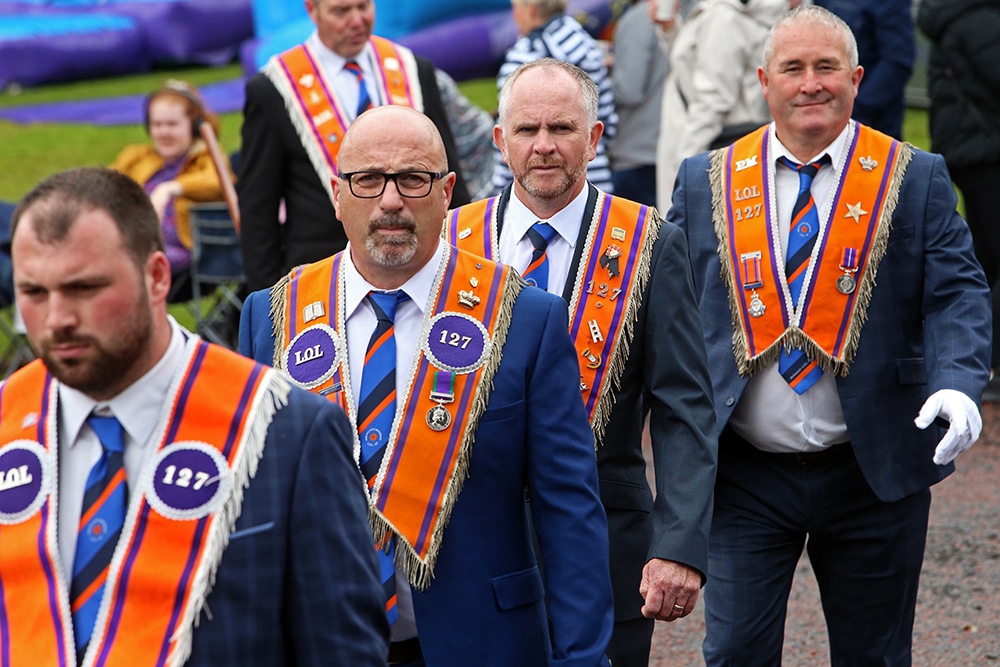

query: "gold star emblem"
xmin=844 ymin=201 xmax=868 ymax=224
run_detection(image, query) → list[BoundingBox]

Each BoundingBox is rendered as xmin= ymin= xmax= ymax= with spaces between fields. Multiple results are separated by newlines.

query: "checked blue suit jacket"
xmin=671 ymin=136 xmax=992 ymax=502
xmin=187 ymin=371 xmax=389 ymax=665
xmin=240 ymin=269 xmax=615 ymax=667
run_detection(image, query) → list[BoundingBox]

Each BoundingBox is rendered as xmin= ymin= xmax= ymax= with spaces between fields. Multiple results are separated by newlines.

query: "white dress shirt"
xmin=58 ymin=317 xmax=187 ymax=579
xmin=343 ymin=240 xmax=446 ymax=642
xmin=497 ymin=186 xmax=589 ymax=296
xmin=728 ymin=122 xmax=854 ymax=453
xmin=307 ymin=31 xmax=379 ymax=120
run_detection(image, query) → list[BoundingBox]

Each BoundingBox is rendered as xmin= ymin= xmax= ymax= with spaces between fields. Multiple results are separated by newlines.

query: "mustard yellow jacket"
xmin=110 ymin=140 xmax=234 ymax=249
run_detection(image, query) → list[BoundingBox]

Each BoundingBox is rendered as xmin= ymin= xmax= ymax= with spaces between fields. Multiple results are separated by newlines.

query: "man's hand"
xmin=639 ymin=558 xmax=701 ymax=621
xmin=914 ymin=389 xmax=982 ymax=465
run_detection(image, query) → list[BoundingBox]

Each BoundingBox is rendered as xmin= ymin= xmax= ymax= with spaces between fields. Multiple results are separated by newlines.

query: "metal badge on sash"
xmin=424 ymin=313 xmax=490 ymax=373
xmin=0 ymin=442 xmax=49 ymax=524
xmin=741 ymin=251 xmax=766 ymax=317
xmin=283 ymin=325 xmax=343 ymax=389
xmin=600 ymin=244 xmax=621 ymax=278
xmin=837 ymin=247 xmax=859 ymax=295
xmin=741 ymin=251 xmax=763 ymax=289
xmin=426 ymin=370 xmax=455 ymax=431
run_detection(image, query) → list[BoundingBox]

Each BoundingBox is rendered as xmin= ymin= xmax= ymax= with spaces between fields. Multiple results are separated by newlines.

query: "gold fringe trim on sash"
xmin=371 ymin=271 xmax=524 ymax=591
xmin=167 ymin=369 xmax=291 ymax=667
xmin=268 ymin=269 xmax=296 ymax=369
xmin=710 ymin=140 xmax=914 ymax=378
xmin=709 ymin=148 xmax=775 ymax=376
xmin=811 ymin=140 xmax=913 ymax=376
xmin=591 ymin=206 xmax=661 ymax=446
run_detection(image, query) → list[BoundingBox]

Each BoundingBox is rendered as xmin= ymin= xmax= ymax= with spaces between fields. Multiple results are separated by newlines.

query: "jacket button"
xmin=725 ymin=396 xmax=735 ymax=407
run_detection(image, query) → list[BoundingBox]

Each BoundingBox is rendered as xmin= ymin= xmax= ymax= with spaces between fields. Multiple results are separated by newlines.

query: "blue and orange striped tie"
xmin=357 ymin=290 xmax=408 ymax=625
xmin=71 ymin=414 xmax=127 ymax=661
xmin=344 ymin=60 xmax=372 ymax=118
xmin=778 ymin=155 xmax=828 ymax=394
xmin=522 ymin=222 xmax=558 ymax=291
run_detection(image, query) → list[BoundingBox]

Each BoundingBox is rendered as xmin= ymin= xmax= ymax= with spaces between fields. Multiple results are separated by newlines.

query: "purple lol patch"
xmin=284 ymin=326 xmax=339 ymax=388
xmin=0 ymin=445 xmax=45 ymax=522
xmin=425 ymin=313 xmax=489 ymax=374
xmin=151 ymin=446 xmax=228 ymax=517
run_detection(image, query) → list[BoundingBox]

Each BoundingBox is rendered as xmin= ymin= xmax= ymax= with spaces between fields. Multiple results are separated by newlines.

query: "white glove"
xmin=914 ymin=389 xmax=982 ymax=465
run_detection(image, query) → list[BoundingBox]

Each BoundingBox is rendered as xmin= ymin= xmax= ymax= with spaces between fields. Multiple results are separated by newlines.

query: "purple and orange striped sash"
xmin=264 ymin=36 xmax=420 ymax=205
xmin=272 ymin=246 xmax=519 ymax=587
xmin=447 ymin=192 xmax=659 ymax=443
xmin=0 ymin=340 xmax=286 ymax=666
xmin=712 ymin=122 xmax=910 ymax=377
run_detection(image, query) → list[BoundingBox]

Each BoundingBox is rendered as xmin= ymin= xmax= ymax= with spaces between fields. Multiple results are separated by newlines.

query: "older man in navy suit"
xmin=3 ymin=167 xmax=387 ymax=666
xmin=669 ymin=6 xmax=991 ymax=666
xmin=240 ymin=105 xmax=614 ymax=667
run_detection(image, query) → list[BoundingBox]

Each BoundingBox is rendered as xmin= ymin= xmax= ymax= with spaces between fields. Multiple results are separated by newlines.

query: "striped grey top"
xmin=492 ymin=14 xmax=618 ymax=195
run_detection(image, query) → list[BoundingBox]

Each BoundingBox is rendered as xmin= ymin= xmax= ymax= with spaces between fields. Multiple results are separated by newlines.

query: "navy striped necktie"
xmin=344 ymin=60 xmax=372 ymax=118
xmin=356 ymin=290 xmax=408 ymax=625
xmin=71 ymin=413 xmax=127 ymax=661
xmin=522 ymin=222 xmax=558 ymax=291
xmin=778 ymin=155 xmax=829 ymax=394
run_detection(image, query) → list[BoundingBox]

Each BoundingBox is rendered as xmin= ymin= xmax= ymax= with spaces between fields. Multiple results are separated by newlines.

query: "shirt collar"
xmin=507 ymin=185 xmax=589 ymax=248
xmin=60 ymin=316 xmax=188 ymax=451
xmin=343 ymin=239 xmax=446 ymax=320
xmin=770 ymin=120 xmax=852 ymax=175
xmin=307 ymin=31 xmax=373 ymax=75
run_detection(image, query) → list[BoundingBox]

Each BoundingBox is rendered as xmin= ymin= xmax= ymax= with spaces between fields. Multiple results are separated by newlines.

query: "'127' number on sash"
xmin=162 ymin=465 xmax=212 ymax=490
xmin=438 ymin=330 xmax=472 ymax=349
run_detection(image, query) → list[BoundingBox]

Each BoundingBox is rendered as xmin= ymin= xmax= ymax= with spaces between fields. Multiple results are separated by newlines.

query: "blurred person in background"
xmin=918 ymin=0 xmax=1000 ymax=376
xmin=608 ymin=0 xmax=669 ymax=207
xmin=237 ymin=0 xmax=471 ymax=293
xmin=110 ymin=79 xmax=234 ymax=297
xmin=813 ymin=0 xmax=915 ymax=139
xmin=493 ymin=0 xmax=618 ymax=194
xmin=655 ymin=0 xmax=797 ymax=212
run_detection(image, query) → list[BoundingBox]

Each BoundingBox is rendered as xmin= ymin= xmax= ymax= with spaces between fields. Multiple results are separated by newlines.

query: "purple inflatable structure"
xmin=0 ymin=0 xmax=614 ymax=92
xmin=0 ymin=0 xmax=252 ymax=89
xmin=242 ymin=0 xmax=614 ymax=82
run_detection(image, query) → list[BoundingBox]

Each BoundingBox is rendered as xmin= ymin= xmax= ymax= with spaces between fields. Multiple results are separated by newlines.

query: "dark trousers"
xmin=703 ymin=430 xmax=930 ymax=667
xmin=606 ymin=615 xmax=654 ymax=667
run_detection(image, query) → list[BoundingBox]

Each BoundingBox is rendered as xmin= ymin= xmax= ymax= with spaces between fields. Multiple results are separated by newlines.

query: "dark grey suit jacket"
xmin=488 ymin=185 xmax=718 ymax=621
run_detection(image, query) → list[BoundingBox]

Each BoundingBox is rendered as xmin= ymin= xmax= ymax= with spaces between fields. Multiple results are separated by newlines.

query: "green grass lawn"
xmin=0 ymin=66 xmax=499 ymax=202
xmin=0 ymin=63 xmax=931 ymax=203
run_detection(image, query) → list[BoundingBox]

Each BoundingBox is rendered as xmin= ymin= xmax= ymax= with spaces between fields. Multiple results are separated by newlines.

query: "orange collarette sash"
xmin=263 ymin=36 xmax=421 ymax=204
xmin=711 ymin=122 xmax=912 ymax=376
xmin=270 ymin=246 xmax=520 ymax=587
xmin=0 ymin=340 xmax=288 ymax=667
xmin=447 ymin=193 xmax=660 ymax=443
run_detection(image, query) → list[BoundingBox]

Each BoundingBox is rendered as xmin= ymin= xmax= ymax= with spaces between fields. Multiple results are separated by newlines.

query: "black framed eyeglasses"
xmin=340 ymin=170 xmax=446 ymax=199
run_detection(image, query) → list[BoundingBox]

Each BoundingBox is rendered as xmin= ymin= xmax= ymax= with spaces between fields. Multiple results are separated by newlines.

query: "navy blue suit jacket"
xmin=671 ymin=141 xmax=991 ymax=502
xmin=239 ymin=276 xmax=614 ymax=667
xmin=188 ymin=379 xmax=389 ymax=665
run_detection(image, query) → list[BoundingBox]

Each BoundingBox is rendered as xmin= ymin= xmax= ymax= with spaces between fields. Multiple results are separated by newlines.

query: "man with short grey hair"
xmin=671 ymin=5 xmax=991 ymax=664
